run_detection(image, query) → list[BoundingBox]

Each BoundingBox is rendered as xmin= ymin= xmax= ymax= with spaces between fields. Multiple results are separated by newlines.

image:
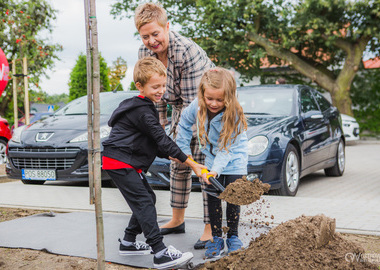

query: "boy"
xmin=102 ymin=57 xmax=205 ymax=269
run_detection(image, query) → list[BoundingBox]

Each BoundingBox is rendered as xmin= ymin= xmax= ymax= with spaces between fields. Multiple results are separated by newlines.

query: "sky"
xmin=39 ymin=0 xmax=141 ymax=95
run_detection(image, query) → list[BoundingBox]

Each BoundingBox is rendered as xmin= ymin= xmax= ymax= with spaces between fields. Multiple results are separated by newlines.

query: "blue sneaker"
xmin=205 ymin=236 xmax=224 ymax=259
xmin=226 ymin=235 xmax=243 ymax=254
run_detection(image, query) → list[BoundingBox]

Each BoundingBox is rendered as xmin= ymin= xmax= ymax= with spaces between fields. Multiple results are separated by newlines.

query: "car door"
xmin=312 ymin=90 xmax=341 ymax=159
xmin=299 ymin=87 xmax=331 ymax=169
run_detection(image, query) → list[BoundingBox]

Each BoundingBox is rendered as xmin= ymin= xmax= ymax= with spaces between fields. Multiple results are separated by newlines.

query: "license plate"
xmin=22 ymin=169 xmax=56 ymax=181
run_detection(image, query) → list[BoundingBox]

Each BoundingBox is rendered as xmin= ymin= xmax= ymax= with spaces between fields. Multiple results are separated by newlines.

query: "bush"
xmin=350 ymin=67 xmax=380 ymax=137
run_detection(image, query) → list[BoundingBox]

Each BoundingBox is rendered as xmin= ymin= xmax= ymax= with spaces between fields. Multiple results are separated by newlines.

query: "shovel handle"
xmin=201 ymin=169 xmax=225 ymax=192
xmin=190 ymin=159 xmax=225 ymax=192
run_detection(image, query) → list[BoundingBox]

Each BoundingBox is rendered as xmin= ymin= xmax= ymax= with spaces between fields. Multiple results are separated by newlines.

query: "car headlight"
xmin=11 ymin=125 xmax=27 ymax=143
xmin=248 ymin=135 xmax=269 ymax=156
xmin=69 ymin=125 xmax=111 ymax=143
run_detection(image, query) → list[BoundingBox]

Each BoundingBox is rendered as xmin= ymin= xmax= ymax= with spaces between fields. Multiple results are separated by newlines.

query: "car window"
xmin=300 ymin=88 xmax=320 ymax=113
xmin=313 ymin=91 xmax=331 ymax=112
xmin=238 ymin=88 xmax=294 ymax=115
xmin=54 ymin=96 xmax=87 ymax=115
xmin=54 ymin=92 xmax=138 ymax=116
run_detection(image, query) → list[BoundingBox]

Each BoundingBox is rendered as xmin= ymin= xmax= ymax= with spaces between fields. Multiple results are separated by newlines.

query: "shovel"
xmin=201 ymin=168 xmax=225 ymax=198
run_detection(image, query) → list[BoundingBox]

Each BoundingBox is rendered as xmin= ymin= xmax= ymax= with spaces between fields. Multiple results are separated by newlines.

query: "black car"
xmin=6 ymin=91 xmax=138 ymax=185
xmin=146 ymin=85 xmax=345 ymax=196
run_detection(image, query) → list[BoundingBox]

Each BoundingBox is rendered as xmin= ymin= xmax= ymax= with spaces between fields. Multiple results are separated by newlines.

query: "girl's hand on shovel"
xmin=201 ymin=170 xmax=217 ymax=185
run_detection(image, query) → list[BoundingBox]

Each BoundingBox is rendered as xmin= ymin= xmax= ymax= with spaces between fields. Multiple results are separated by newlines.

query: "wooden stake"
xmin=84 ymin=0 xmax=105 ymax=269
xmin=84 ymin=0 xmax=94 ymax=205
xmin=23 ymin=57 xmax=30 ymax=125
xmin=12 ymin=59 xmax=18 ymax=129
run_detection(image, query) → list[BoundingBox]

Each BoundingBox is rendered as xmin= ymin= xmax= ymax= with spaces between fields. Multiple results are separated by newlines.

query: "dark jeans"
xmin=107 ymin=168 xmax=166 ymax=253
xmin=207 ymin=174 xmax=242 ymax=238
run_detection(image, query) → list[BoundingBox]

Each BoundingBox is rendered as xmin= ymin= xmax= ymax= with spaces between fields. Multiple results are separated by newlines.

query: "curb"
xmin=347 ymin=139 xmax=380 ymax=145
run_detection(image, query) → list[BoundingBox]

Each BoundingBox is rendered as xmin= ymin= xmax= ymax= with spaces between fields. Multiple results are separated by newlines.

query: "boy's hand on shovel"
xmin=184 ymin=156 xmax=207 ymax=178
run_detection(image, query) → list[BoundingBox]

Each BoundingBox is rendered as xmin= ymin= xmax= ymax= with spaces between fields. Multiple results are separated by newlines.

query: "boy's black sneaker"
xmin=153 ymin=245 xmax=193 ymax=269
xmin=118 ymin=239 xmax=151 ymax=255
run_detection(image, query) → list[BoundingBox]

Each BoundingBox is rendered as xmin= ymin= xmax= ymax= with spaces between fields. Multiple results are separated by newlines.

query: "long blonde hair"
xmin=197 ymin=67 xmax=247 ymax=151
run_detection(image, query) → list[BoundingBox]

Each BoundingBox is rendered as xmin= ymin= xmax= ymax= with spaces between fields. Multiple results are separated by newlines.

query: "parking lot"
xmin=0 ymin=141 xmax=379 ymax=235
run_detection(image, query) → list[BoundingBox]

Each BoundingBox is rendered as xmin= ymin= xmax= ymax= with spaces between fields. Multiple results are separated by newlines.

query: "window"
xmin=300 ymin=88 xmax=319 ymax=113
xmin=313 ymin=91 xmax=331 ymax=112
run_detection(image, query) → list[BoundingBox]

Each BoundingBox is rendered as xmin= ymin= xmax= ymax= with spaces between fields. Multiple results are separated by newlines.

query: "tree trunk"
xmin=331 ymin=82 xmax=353 ymax=116
xmin=247 ymin=32 xmax=368 ymax=116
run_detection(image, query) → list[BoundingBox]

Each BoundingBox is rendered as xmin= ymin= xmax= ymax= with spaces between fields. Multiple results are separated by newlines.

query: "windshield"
xmin=238 ymin=88 xmax=294 ymax=116
xmin=54 ymin=92 xmax=138 ymax=116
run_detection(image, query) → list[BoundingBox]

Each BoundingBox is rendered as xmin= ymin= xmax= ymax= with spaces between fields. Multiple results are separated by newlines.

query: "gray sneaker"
xmin=153 ymin=245 xmax=193 ymax=269
xmin=118 ymin=239 xmax=151 ymax=255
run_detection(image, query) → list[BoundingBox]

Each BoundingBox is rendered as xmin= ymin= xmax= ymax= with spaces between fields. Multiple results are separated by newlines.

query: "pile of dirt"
xmin=218 ymin=177 xmax=271 ymax=205
xmin=202 ymin=214 xmax=378 ymax=270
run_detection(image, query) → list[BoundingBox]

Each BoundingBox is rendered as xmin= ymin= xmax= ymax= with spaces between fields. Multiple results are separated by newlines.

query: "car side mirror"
xmin=303 ymin=110 xmax=323 ymax=122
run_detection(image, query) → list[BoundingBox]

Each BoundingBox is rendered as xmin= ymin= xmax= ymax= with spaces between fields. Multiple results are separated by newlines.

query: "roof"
xmin=30 ymin=102 xmax=66 ymax=113
xmin=363 ymin=57 xmax=380 ymax=69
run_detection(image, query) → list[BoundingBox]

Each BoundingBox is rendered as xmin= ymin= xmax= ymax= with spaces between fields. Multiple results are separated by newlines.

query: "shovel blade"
xmin=208 ymin=176 xmax=225 ymax=193
xmin=204 ymin=188 xmax=220 ymax=198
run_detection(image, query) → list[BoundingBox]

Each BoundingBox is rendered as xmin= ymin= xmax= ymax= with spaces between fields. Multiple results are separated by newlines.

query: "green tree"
xmin=129 ymin=81 xmax=137 ymax=91
xmin=29 ymin=90 xmax=69 ymax=106
xmin=0 ymin=0 xmax=63 ymax=120
xmin=109 ymin=57 xmax=127 ymax=91
xmin=111 ymin=0 xmax=380 ymax=116
xmin=68 ymin=53 xmax=110 ymax=101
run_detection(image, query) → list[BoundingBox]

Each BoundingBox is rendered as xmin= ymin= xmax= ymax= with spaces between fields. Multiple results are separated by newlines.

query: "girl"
xmin=176 ymin=67 xmax=248 ymax=258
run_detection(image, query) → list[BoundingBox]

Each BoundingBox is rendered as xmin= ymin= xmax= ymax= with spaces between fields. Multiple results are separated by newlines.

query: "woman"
xmin=134 ymin=2 xmax=214 ymax=248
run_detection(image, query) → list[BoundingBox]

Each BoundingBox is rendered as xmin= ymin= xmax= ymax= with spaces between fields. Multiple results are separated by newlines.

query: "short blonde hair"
xmin=134 ymin=2 xmax=167 ymax=31
xmin=133 ymin=57 xmax=167 ymax=86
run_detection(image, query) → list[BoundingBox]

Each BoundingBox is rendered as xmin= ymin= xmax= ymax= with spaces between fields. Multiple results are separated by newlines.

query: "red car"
xmin=0 ymin=116 xmax=11 ymax=164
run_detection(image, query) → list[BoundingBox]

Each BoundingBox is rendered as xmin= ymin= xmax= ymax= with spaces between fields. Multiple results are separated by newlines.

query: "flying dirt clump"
xmin=201 ymin=214 xmax=378 ymax=270
xmin=218 ymin=177 xmax=271 ymax=205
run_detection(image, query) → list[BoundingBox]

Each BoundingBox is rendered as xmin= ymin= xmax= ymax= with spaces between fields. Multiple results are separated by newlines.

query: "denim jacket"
xmin=176 ymin=98 xmax=248 ymax=176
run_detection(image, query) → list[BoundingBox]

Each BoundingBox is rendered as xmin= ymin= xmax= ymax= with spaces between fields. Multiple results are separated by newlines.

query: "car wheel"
xmin=278 ymin=144 xmax=300 ymax=196
xmin=21 ymin=180 xmax=46 ymax=185
xmin=0 ymin=139 xmax=7 ymax=164
xmin=324 ymin=138 xmax=345 ymax=176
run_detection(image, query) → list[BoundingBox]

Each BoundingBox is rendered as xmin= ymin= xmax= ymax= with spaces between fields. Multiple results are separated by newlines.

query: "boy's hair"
xmin=133 ymin=57 xmax=167 ymax=86
xmin=197 ymin=67 xmax=247 ymax=151
xmin=134 ymin=2 xmax=167 ymax=31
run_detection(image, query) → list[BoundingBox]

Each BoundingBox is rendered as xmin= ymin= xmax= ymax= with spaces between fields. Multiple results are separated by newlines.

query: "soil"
xmin=202 ymin=214 xmax=380 ymax=270
xmin=1 ymin=210 xmax=380 ymax=270
xmin=219 ymin=177 xmax=271 ymax=205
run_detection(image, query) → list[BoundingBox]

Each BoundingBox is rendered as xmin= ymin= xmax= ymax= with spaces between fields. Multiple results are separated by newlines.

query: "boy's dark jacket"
xmin=102 ymin=96 xmax=187 ymax=171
